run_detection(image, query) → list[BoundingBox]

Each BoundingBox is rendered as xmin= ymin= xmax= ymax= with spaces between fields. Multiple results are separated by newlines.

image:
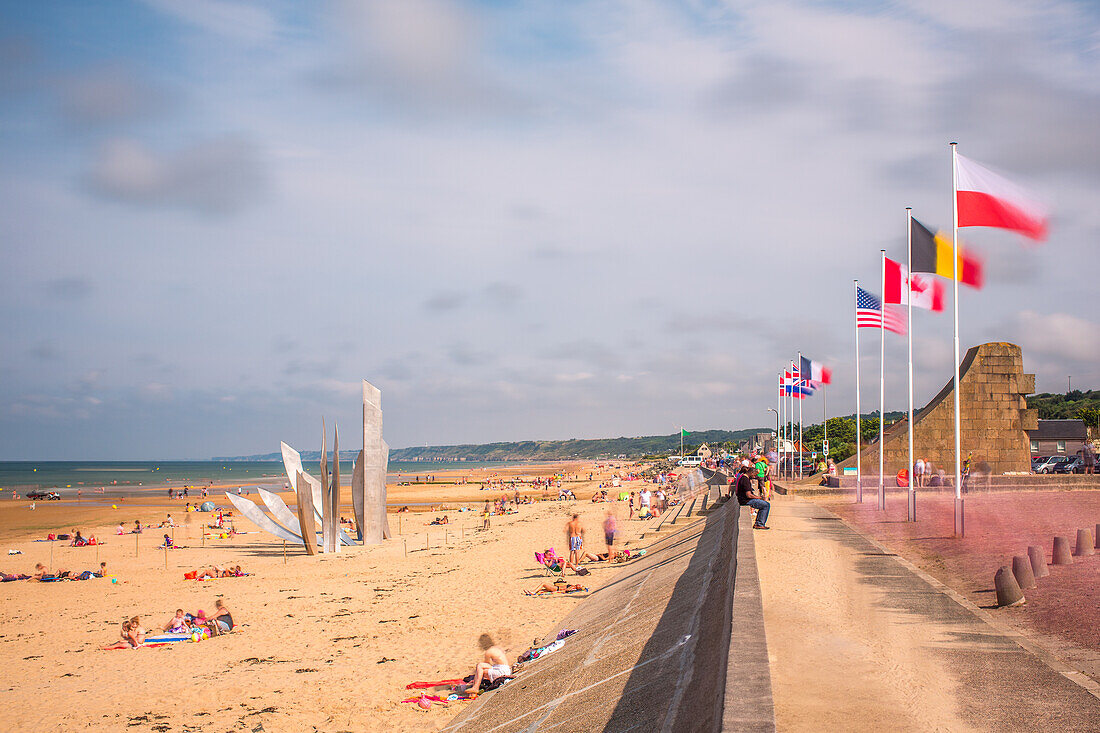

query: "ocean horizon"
xmin=0 ymin=459 xmax=529 ymax=493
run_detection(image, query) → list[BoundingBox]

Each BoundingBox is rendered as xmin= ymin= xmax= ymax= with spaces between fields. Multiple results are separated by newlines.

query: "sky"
xmin=1 ymin=0 xmax=1098 ymax=460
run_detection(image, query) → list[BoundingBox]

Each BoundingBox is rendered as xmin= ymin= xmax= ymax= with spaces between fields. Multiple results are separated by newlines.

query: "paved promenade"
xmin=756 ymin=495 xmax=1100 ymax=731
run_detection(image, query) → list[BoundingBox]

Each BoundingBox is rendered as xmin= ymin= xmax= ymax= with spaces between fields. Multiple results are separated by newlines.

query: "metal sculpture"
xmin=257 ymin=487 xmax=304 ymax=535
xmin=295 ymin=471 xmax=318 ymax=555
xmin=358 ymin=380 xmax=387 ymax=545
xmin=225 ymin=493 xmax=303 ymax=544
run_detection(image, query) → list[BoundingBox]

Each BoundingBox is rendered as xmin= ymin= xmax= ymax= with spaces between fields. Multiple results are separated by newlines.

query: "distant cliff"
xmin=213 ymin=428 xmax=768 ymax=462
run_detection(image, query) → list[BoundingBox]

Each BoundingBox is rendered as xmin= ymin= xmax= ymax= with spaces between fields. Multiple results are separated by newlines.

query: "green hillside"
xmin=386 ymin=428 xmax=769 ymax=461
xmin=1028 ymin=390 xmax=1100 ymax=428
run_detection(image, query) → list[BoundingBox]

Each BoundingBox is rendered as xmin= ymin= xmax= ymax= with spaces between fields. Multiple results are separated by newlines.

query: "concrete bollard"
xmin=1073 ymin=528 xmax=1095 ymax=557
xmin=1052 ymin=536 xmax=1073 ymax=565
xmin=1027 ymin=546 xmax=1049 ymax=578
xmin=1012 ymin=555 xmax=1036 ymax=589
xmin=994 ymin=566 xmax=1025 ymax=607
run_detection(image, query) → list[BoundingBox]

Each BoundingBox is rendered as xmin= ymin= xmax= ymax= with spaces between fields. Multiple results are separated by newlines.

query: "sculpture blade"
xmin=225 ymin=493 xmax=304 ymax=545
xmin=295 ymin=471 xmax=318 ymax=555
xmin=381 ymin=439 xmax=392 ymax=539
xmin=320 ymin=419 xmax=333 ymax=553
xmin=257 ymin=488 xmax=303 ymax=536
xmin=329 ymin=424 xmax=340 ymax=553
xmin=282 ymin=440 xmax=324 ymax=526
xmin=361 ymin=380 xmax=385 ymax=544
xmin=352 ymin=449 xmax=365 ymax=542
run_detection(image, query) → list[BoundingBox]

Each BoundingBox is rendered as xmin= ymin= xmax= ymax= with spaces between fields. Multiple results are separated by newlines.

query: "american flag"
xmin=857 ymin=287 xmax=906 ymax=334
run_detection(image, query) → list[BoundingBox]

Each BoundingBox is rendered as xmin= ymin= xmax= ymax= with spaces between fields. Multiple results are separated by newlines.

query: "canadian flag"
xmin=884 ymin=257 xmax=944 ymax=312
xmin=956 ymin=153 xmax=1048 ymax=241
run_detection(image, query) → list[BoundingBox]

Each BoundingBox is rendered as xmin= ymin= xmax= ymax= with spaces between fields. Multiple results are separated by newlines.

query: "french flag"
xmin=956 ymin=153 xmax=1048 ymax=241
xmin=799 ymin=356 xmax=831 ymax=388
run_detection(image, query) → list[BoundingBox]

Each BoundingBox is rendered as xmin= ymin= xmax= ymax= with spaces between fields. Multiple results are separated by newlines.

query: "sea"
xmin=0 ymin=460 xmax=521 ymax=496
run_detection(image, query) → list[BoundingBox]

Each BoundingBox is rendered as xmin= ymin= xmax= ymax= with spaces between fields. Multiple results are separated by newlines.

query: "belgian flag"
xmin=910 ymin=218 xmax=983 ymax=288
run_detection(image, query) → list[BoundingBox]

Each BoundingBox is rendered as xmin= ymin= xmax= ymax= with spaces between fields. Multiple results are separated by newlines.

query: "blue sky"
xmin=1 ymin=0 xmax=1098 ymax=459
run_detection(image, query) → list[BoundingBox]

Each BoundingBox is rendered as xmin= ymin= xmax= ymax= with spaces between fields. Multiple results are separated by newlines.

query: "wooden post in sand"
xmin=403 ymin=537 xmax=407 ymax=557
xmin=283 ymin=540 xmax=287 ymax=564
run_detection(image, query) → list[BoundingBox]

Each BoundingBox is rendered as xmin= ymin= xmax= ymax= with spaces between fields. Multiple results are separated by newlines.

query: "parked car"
xmin=26 ymin=490 xmax=61 ymax=500
xmin=1034 ymin=456 xmax=1072 ymax=474
xmin=1055 ymin=457 xmax=1084 ymax=474
xmin=1030 ymin=456 xmax=1049 ymax=472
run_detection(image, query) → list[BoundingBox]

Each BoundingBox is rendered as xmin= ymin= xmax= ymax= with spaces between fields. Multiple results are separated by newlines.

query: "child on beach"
xmin=163 ymin=609 xmax=190 ymax=633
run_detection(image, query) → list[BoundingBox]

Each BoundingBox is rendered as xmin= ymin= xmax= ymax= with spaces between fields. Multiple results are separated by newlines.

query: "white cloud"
xmin=84 ymin=136 xmax=265 ymax=215
xmin=1013 ymin=311 xmax=1100 ymax=363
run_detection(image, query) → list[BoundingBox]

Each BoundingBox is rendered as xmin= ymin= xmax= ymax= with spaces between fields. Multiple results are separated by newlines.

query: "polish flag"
xmin=884 ymin=257 xmax=945 ymax=312
xmin=956 ymin=153 xmax=1048 ymax=241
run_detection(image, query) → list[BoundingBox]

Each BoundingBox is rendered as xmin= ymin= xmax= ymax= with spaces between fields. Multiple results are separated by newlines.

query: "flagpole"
xmin=879 ymin=249 xmax=886 ymax=512
xmin=680 ymin=426 xmax=684 ymax=461
xmin=798 ymin=352 xmax=804 ymax=481
xmin=907 ymin=206 xmax=916 ymax=522
xmin=951 ymin=142 xmax=964 ymax=537
xmin=779 ymin=373 xmax=785 ymax=479
xmin=854 ymin=279 xmax=862 ymax=503
xmin=823 ymin=383 xmax=828 ymax=457
xmin=778 ymin=372 xmax=787 ymax=473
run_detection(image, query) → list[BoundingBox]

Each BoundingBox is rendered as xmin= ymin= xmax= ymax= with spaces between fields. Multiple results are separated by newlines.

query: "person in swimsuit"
xmin=525 ymin=580 xmax=587 ymax=595
xmin=468 ymin=634 xmax=511 ymax=696
xmin=210 ymin=599 xmax=233 ymax=632
xmin=566 ymin=513 xmax=584 ymax=568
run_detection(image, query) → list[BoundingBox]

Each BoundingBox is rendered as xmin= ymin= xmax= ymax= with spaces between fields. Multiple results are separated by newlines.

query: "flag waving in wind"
xmin=956 ymin=154 xmax=1048 ymax=241
xmin=856 ymin=287 xmax=906 ymax=334
xmin=910 ymin=218 xmax=983 ymax=288
xmin=799 ymin=356 xmax=831 ymax=387
xmin=884 ymin=257 xmax=944 ymax=312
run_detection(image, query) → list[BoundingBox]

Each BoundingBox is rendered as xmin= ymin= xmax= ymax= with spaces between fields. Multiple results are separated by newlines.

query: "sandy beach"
xmin=0 ymin=462 xmax=655 ymax=732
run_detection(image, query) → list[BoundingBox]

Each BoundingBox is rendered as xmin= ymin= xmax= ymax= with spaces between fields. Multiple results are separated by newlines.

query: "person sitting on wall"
xmin=736 ymin=461 xmax=771 ymax=530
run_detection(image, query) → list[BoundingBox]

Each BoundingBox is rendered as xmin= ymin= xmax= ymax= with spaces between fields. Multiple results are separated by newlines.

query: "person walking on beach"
xmin=567 ymin=513 xmax=584 ymax=567
xmin=603 ymin=510 xmax=618 ymax=561
xmin=638 ymin=487 xmax=651 ymax=518
xmin=628 ymin=491 xmax=635 ymax=519
xmin=482 ymin=501 xmax=491 ymax=530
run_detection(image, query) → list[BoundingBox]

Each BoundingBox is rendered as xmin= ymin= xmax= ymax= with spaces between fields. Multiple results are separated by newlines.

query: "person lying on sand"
xmin=525 ymin=581 xmax=588 ymax=596
xmin=467 ymin=634 xmax=511 ymax=697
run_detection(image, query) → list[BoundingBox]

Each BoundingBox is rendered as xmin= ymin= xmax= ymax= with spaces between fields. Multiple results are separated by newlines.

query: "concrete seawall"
xmin=445 ymin=492 xmax=775 ymax=732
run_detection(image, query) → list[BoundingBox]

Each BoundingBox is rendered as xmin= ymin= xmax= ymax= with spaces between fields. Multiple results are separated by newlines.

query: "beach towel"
xmin=144 ymin=634 xmax=192 ymax=644
xmin=516 ymin=638 xmax=564 ymax=663
xmin=400 ymin=694 xmax=454 ymax=704
xmin=405 ymin=679 xmax=465 ymax=690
